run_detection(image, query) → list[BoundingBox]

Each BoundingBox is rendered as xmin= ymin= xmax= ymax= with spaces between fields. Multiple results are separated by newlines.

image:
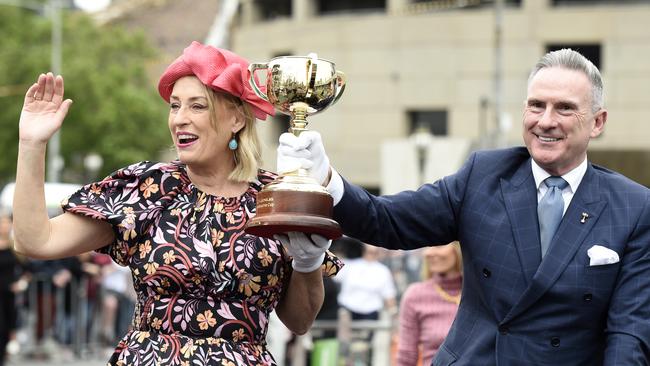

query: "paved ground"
xmin=5 ymin=346 xmax=111 ymax=366
xmin=4 ymin=338 xmax=112 ymax=366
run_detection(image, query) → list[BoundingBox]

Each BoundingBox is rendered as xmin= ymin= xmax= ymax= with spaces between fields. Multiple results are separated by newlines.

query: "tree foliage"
xmin=0 ymin=5 xmax=170 ymax=185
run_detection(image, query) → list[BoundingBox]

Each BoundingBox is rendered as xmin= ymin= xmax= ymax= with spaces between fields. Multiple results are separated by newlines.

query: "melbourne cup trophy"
xmin=244 ymin=54 xmax=346 ymax=239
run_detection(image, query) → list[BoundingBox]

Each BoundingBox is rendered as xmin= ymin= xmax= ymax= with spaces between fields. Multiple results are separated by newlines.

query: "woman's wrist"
xmin=18 ymin=139 xmax=48 ymax=153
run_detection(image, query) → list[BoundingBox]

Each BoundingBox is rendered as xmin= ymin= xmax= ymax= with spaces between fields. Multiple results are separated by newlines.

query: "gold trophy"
xmin=245 ymin=54 xmax=346 ymax=239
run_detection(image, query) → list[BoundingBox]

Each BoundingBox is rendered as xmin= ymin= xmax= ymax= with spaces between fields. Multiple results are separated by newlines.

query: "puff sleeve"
xmin=62 ymin=161 xmax=176 ymax=266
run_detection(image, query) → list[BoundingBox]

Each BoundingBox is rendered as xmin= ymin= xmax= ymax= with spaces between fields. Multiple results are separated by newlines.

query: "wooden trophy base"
xmin=245 ymin=176 xmax=342 ymax=240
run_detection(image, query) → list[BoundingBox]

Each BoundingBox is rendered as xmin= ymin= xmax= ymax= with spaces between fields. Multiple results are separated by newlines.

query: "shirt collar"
xmin=531 ymin=157 xmax=588 ymax=193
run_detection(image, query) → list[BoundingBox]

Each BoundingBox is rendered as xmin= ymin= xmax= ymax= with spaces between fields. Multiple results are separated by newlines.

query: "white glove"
xmin=277 ymin=131 xmax=330 ymax=185
xmin=274 ymin=232 xmax=331 ymax=273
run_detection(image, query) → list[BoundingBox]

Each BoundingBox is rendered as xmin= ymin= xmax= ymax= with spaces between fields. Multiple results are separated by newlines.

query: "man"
xmin=278 ymin=49 xmax=650 ymax=365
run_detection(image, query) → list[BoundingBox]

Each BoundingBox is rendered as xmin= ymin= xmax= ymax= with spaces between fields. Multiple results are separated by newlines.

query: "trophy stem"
xmin=289 ymin=103 xmax=309 ymax=136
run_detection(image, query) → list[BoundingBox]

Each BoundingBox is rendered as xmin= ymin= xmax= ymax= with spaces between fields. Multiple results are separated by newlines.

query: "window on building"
xmin=257 ymin=0 xmax=291 ymax=20
xmin=412 ymin=0 xmax=521 ymax=7
xmin=552 ymin=0 xmax=646 ymax=6
xmin=408 ymin=110 xmax=448 ymax=136
xmin=317 ymin=0 xmax=386 ymax=14
xmin=546 ymin=43 xmax=602 ymax=70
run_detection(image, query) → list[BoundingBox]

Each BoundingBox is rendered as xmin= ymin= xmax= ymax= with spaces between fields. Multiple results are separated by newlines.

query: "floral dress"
xmin=62 ymin=161 xmax=342 ymax=366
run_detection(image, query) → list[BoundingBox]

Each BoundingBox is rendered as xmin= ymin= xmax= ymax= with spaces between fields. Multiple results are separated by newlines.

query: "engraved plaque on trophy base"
xmin=246 ymin=175 xmax=342 ymax=239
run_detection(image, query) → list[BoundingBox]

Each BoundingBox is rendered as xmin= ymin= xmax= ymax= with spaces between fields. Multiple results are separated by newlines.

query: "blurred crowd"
xmin=0 ymin=212 xmax=136 ymax=365
xmin=275 ymin=236 xmax=462 ymax=366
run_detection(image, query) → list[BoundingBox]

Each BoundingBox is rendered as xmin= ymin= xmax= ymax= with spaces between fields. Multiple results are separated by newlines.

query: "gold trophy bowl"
xmin=245 ymin=54 xmax=346 ymax=240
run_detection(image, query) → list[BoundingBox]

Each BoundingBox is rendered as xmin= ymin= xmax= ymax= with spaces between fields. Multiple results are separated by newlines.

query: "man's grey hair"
xmin=528 ymin=48 xmax=604 ymax=113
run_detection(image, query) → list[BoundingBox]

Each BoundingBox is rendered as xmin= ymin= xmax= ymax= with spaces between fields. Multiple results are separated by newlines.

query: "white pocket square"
xmin=587 ymin=245 xmax=619 ymax=266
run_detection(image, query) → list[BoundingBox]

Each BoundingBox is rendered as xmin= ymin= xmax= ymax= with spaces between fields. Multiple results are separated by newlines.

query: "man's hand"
xmin=277 ymin=131 xmax=331 ymax=186
xmin=275 ymin=232 xmax=331 ymax=273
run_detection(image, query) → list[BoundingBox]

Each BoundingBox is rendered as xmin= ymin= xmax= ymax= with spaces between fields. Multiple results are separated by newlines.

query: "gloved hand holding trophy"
xmin=244 ymin=53 xmax=346 ymax=240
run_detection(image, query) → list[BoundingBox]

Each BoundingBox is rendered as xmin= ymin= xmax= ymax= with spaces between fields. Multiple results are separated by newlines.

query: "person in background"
xmin=51 ymin=256 xmax=83 ymax=346
xmin=0 ymin=213 xmax=19 ymax=366
xmin=76 ymin=251 xmax=105 ymax=347
xmin=397 ymin=242 xmax=462 ymax=366
xmin=12 ymin=41 xmax=341 ymax=365
xmin=333 ymin=238 xmax=395 ymax=364
xmin=335 ymin=238 xmax=397 ymax=321
xmin=99 ymin=261 xmax=135 ymax=345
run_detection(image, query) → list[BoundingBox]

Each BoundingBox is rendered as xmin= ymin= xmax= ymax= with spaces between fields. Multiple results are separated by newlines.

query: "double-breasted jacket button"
xmin=498 ymin=325 xmax=509 ymax=335
xmin=583 ymin=293 xmax=593 ymax=302
xmin=550 ymin=337 xmax=561 ymax=347
xmin=482 ymin=268 xmax=491 ymax=278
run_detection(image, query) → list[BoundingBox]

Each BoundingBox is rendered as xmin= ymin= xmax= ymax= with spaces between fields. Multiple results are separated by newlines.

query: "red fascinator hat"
xmin=158 ymin=41 xmax=275 ymax=120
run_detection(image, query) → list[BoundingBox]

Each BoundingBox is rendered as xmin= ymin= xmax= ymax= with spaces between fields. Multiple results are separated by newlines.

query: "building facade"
xmin=230 ymin=0 xmax=650 ymax=189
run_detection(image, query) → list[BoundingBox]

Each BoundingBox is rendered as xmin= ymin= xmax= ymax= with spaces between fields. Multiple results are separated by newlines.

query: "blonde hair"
xmin=421 ymin=241 xmax=462 ymax=280
xmin=203 ymin=86 xmax=262 ymax=182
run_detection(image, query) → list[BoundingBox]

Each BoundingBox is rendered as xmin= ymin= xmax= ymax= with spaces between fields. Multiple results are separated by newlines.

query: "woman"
xmin=396 ymin=242 xmax=462 ymax=366
xmin=13 ymin=41 xmax=341 ymax=365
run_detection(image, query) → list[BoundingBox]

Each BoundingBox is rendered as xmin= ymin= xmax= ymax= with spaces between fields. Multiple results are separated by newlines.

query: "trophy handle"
xmin=305 ymin=59 xmax=318 ymax=99
xmin=248 ymin=63 xmax=269 ymax=101
xmin=333 ymin=71 xmax=346 ymax=105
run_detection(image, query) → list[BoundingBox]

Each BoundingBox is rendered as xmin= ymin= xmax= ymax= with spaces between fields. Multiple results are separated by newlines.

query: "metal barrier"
xmin=12 ymin=276 xmax=394 ymax=365
xmin=12 ymin=273 xmax=118 ymax=362
xmin=291 ymin=308 xmax=396 ymax=366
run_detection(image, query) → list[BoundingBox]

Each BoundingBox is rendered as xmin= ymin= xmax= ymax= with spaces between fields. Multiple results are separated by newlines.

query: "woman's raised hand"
xmin=19 ymin=72 xmax=73 ymax=145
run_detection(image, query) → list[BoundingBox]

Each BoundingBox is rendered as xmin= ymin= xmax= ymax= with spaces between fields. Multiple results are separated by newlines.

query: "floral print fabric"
xmin=62 ymin=161 xmax=342 ymax=365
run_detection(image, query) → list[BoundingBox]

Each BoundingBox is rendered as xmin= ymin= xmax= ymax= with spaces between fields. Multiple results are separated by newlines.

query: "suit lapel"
xmin=501 ymin=159 xmax=540 ymax=286
xmin=502 ymin=164 xmax=606 ymax=323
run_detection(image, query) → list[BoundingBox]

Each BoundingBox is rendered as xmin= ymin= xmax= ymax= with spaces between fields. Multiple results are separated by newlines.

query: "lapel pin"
xmin=580 ymin=212 xmax=589 ymax=224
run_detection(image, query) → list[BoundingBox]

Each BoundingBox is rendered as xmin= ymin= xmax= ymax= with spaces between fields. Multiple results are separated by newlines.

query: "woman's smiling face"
xmin=424 ymin=245 xmax=459 ymax=276
xmin=168 ymin=76 xmax=237 ymax=168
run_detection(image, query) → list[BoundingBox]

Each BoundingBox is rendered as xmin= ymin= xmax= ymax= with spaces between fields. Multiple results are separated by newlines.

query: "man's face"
xmin=523 ymin=67 xmax=606 ymax=176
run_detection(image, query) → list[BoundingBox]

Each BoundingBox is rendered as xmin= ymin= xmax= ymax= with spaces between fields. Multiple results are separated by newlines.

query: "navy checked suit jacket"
xmin=333 ymin=147 xmax=650 ymax=365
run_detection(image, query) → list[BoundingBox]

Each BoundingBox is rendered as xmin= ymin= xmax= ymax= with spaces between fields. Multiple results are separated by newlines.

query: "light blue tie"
xmin=538 ymin=176 xmax=568 ymax=258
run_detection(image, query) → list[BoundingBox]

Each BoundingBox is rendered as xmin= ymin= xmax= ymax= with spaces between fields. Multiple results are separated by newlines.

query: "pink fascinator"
xmin=158 ymin=41 xmax=274 ymax=120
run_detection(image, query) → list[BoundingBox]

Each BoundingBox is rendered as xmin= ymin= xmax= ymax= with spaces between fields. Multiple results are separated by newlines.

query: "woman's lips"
xmin=177 ymin=133 xmax=198 ymax=148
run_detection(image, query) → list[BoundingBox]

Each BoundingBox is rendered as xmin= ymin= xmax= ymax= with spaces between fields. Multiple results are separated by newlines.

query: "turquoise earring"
xmin=228 ymin=133 xmax=238 ymax=150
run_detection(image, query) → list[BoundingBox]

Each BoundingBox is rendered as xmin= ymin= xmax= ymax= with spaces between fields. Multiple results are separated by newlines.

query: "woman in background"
xmin=396 ymin=242 xmax=462 ymax=366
